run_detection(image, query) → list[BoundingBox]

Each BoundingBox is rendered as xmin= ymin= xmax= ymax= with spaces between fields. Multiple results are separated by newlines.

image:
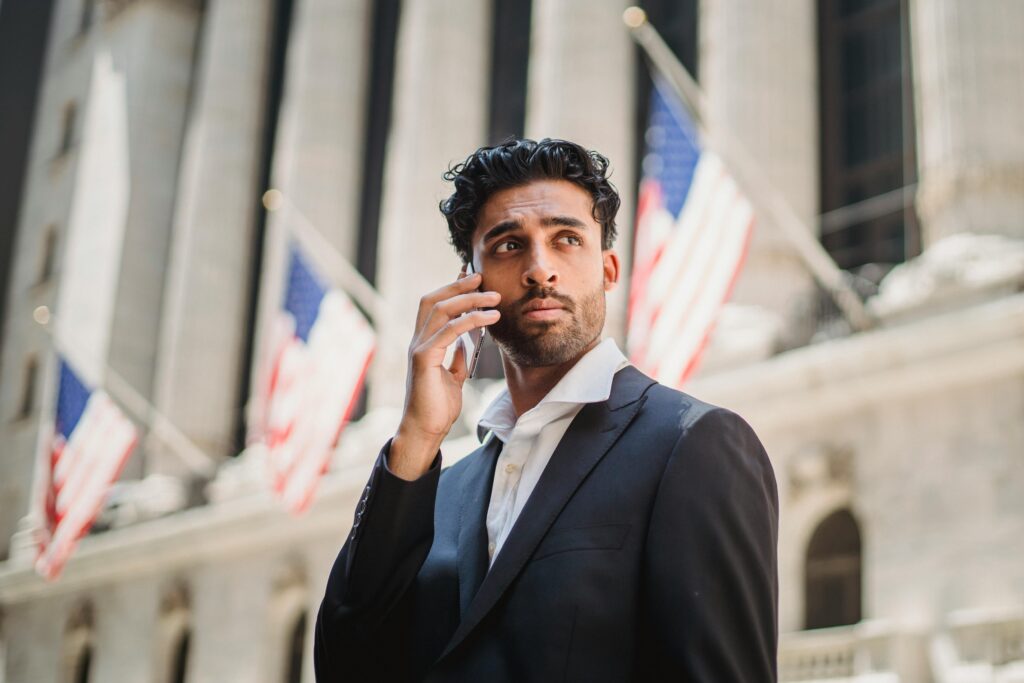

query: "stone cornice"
xmin=0 ymin=461 xmax=370 ymax=604
xmin=689 ymin=292 xmax=1024 ymax=430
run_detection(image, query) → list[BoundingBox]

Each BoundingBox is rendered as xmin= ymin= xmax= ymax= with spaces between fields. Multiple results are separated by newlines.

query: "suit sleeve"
xmin=314 ymin=437 xmax=441 ymax=681
xmin=642 ymin=407 xmax=779 ymax=682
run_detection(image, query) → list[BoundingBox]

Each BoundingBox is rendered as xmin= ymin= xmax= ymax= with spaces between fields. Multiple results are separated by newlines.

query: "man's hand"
xmin=389 ymin=268 xmax=501 ymax=480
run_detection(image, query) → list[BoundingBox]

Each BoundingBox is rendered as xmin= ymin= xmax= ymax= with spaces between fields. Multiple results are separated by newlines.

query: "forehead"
xmin=475 ymin=179 xmax=597 ymax=233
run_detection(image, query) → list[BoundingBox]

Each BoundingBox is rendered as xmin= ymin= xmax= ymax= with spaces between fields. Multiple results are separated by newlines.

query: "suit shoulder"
xmin=640 ymin=380 xmax=729 ymax=433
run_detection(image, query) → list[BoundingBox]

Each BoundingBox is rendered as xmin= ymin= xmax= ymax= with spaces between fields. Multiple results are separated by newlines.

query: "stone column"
xmin=247 ymin=0 xmax=373 ymax=433
xmin=700 ymin=0 xmax=818 ymax=318
xmin=369 ymin=0 xmax=491 ymax=412
xmin=105 ymin=0 xmax=203 ymax=479
xmin=910 ymin=0 xmax=1024 ymax=245
xmin=526 ymin=0 xmax=636 ymax=345
xmin=150 ymin=0 xmax=275 ymax=475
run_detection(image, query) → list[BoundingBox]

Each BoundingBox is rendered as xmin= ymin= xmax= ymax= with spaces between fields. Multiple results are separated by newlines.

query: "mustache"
xmin=513 ymin=287 xmax=575 ymax=313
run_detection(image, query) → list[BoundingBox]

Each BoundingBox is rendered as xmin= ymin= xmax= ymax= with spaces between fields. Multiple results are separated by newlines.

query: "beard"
xmin=488 ymin=283 xmax=606 ymax=367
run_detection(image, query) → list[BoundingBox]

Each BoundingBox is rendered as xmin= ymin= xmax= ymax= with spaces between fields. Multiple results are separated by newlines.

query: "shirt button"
xmin=504 ymin=463 xmax=517 ymax=474
xmin=488 ymin=542 xmax=496 ymax=554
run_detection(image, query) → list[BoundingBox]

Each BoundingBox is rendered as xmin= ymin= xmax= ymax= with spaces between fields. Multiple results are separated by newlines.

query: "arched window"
xmin=284 ymin=612 xmax=307 ymax=683
xmin=805 ymin=508 xmax=862 ymax=629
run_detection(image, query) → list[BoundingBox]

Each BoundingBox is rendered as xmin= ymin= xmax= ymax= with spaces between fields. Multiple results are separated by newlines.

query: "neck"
xmin=501 ymin=337 xmax=602 ymax=417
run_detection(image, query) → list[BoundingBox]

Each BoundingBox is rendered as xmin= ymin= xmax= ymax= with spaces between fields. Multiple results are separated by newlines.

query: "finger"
xmin=420 ymin=290 xmax=501 ymax=340
xmin=448 ymin=335 xmax=468 ymax=382
xmin=415 ymin=272 xmax=482 ymax=331
xmin=422 ymin=309 xmax=500 ymax=358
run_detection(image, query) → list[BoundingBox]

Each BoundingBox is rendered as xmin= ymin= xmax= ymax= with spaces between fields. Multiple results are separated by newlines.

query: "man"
xmin=315 ymin=138 xmax=778 ymax=681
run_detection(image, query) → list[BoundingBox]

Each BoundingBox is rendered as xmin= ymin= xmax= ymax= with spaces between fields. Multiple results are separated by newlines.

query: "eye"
xmin=558 ymin=234 xmax=583 ymax=246
xmin=494 ymin=240 xmax=521 ymax=254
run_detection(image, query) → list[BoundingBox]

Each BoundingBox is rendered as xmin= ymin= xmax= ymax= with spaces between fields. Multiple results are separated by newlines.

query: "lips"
xmin=521 ymin=298 xmax=567 ymax=321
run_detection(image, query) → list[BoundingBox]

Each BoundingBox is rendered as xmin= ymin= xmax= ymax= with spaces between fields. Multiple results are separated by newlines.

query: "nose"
xmin=522 ymin=247 xmax=558 ymax=288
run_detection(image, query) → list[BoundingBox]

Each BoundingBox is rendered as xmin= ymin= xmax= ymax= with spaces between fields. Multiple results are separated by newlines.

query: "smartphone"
xmin=460 ymin=261 xmax=486 ymax=379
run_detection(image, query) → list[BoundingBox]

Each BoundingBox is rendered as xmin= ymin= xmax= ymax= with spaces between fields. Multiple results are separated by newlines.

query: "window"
xmin=169 ymin=630 xmax=190 ymax=683
xmin=156 ymin=583 xmax=191 ymax=683
xmin=355 ymin=0 xmax=402 ymax=286
xmin=58 ymin=102 xmax=77 ymax=157
xmin=487 ymin=0 xmax=531 ymax=145
xmin=17 ymin=355 xmax=38 ymax=419
xmin=818 ymin=0 xmax=918 ymax=274
xmin=805 ymin=509 xmax=862 ymax=629
xmin=78 ymin=0 xmax=95 ymax=34
xmin=39 ymin=225 xmax=58 ymax=284
xmin=284 ymin=612 xmax=306 ymax=683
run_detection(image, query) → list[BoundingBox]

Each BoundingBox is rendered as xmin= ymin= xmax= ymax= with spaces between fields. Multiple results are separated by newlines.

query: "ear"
xmin=602 ymin=249 xmax=621 ymax=292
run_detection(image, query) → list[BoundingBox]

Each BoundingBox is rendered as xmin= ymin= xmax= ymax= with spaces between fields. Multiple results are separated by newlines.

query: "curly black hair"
xmin=439 ymin=138 xmax=621 ymax=264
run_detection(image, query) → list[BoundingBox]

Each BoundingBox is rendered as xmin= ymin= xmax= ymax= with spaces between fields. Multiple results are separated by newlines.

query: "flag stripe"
xmin=627 ymin=77 xmax=756 ymax=386
xmin=35 ymin=363 xmax=137 ymax=580
xmin=262 ymin=243 xmax=376 ymax=515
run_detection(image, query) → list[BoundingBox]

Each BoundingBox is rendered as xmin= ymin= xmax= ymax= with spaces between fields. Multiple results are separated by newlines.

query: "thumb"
xmin=448 ymin=335 xmax=468 ymax=382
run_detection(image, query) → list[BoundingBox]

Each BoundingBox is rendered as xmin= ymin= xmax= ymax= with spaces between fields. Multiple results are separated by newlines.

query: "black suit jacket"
xmin=315 ymin=366 xmax=779 ymax=681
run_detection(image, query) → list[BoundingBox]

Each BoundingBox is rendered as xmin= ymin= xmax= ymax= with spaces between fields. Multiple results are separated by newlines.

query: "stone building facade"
xmin=0 ymin=0 xmax=1022 ymax=681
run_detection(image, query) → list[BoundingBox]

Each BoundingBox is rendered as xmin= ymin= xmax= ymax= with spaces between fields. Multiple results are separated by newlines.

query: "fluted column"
xmin=910 ymin=0 xmax=1024 ymax=245
xmin=150 ymin=0 xmax=275 ymax=474
xmin=700 ymin=0 xmax=818 ymax=317
xmin=247 ymin=0 xmax=373 ymax=430
xmin=526 ymin=0 xmax=636 ymax=344
xmin=369 ymin=0 xmax=491 ymax=411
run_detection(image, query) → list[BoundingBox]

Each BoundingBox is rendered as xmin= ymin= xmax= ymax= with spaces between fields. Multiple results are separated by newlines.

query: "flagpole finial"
xmin=622 ymin=6 xmax=647 ymax=29
xmin=263 ymin=188 xmax=284 ymax=211
xmin=33 ymin=305 xmax=50 ymax=326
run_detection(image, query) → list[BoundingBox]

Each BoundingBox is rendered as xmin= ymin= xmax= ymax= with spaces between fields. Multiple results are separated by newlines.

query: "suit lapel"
xmin=456 ymin=434 xmax=501 ymax=617
xmin=438 ymin=366 xmax=655 ymax=663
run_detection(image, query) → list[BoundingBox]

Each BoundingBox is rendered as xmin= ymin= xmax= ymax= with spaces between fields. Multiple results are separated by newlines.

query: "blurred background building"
xmin=0 ymin=0 xmax=1022 ymax=680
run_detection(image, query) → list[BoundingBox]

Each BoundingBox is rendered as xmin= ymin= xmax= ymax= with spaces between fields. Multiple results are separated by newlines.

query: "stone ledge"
xmin=689 ymin=292 xmax=1024 ymax=429
xmin=0 ymin=461 xmax=370 ymax=604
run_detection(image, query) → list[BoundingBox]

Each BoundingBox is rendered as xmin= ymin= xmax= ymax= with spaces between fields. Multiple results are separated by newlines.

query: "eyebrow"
xmin=480 ymin=215 xmax=589 ymax=244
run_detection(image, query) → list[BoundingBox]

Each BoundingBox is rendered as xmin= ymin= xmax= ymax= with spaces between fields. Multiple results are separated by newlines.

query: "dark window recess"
xmin=818 ymin=0 xmax=918 ymax=274
xmin=285 ymin=612 xmax=307 ymax=683
xmin=170 ymin=630 xmax=190 ymax=683
xmin=79 ymin=0 xmax=95 ymax=34
xmin=355 ymin=0 xmax=402 ymax=287
xmin=804 ymin=509 xmax=863 ymax=629
xmin=18 ymin=355 xmax=38 ymax=419
xmin=59 ymin=102 xmax=77 ymax=157
xmin=234 ymin=0 xmax=296 ymax=454
xmin=39 ymin=226 xmax=58 ymax=283
xmin=632 ymin=0 xmax=699 ymax=239
xmin=487 ymin=0 xmax=531 ymax=144
xmin=352 ymin=0 xmax=401 ymax=414
xmin=73 ymin=644 xmax=92 ymax=683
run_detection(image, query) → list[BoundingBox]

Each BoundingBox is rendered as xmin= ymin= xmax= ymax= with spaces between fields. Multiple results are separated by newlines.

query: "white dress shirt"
xmin=476 ymin=337 xmax=631 ymax=566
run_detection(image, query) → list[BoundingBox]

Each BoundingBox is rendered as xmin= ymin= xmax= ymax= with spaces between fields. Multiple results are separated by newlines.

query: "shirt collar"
xmin=476 ymin=337 xmax=629 ymax=442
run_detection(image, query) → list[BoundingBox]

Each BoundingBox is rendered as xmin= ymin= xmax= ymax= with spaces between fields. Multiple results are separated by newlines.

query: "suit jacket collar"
xmin=440 ymin=365 xmax=656 ymax=664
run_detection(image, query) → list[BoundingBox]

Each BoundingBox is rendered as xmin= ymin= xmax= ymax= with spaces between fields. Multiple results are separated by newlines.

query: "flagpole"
xmin=33 ymin=308 xmax=219 ymax=478
xmin=623 ymin=7 xmax=876 ymax=333
xmin=262 ymin=189 xmax=389 ymax=324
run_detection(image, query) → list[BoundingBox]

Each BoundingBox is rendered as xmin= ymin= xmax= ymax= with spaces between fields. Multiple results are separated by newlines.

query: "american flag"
xmin=627 ymin=77 xmax=755 ymax=386
xmin=33 ymin=359 xmax=138 ymax=579
xmin=260 ymin=243 xmax=375 ymax=514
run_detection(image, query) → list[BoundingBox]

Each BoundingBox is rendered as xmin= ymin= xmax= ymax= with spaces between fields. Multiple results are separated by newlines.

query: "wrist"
xmin=389 ymin=424 xmax=444 ymax=481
